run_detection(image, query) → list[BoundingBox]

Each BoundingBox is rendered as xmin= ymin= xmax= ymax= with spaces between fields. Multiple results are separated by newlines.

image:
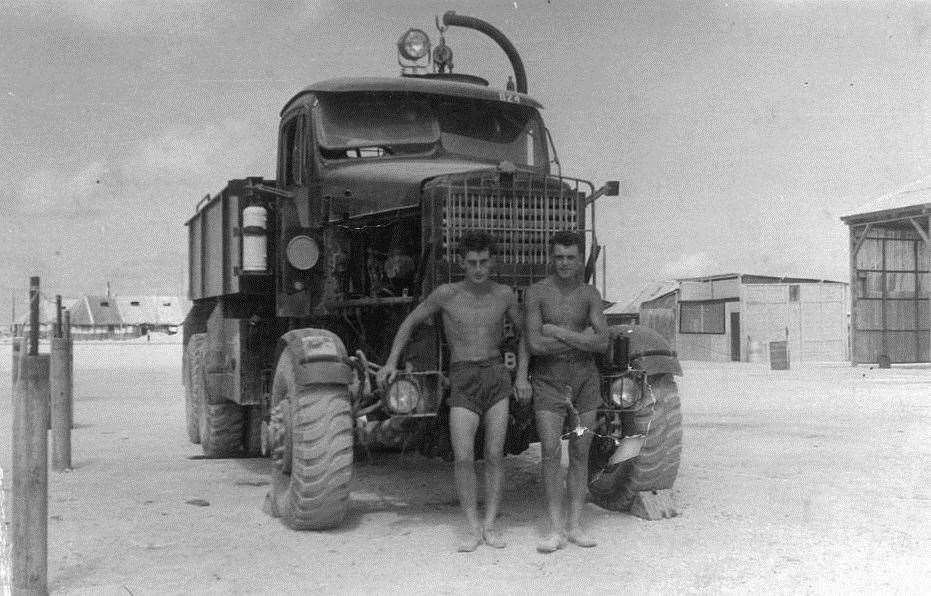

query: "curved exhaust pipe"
xmin=441 ymin=11 xmax=528 ymax=94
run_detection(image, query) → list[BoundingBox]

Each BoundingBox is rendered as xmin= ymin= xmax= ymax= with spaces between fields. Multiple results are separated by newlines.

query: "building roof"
xmin=676 ymin=273 xmax=846 ymax=285
xmin=842 ymin=176 xmax=931 ymax=223
xmin=606 ymin=280 xmax=679 ymax=314
xmin=115 ymin=296 xmax=161 ymax=325
xmin=75 ymin=296 xmax=123 ymax=326
xmin=152 ymin=296 xmax=189 ymax=326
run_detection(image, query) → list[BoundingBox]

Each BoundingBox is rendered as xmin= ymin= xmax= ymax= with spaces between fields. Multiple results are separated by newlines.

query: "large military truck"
xmin=182 ymin=12 xmax=682 ymax=529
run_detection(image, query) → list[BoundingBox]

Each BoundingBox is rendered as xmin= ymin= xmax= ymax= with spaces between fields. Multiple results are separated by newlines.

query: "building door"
xmin=730 ymin=312 xmax=741 ymax=361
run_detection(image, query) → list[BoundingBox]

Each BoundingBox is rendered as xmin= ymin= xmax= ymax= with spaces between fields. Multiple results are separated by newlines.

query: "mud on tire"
xmin=268 ymin=352 xmax=353 ymax=530
xmin=192 ymin=336 xmax=244 ymax=458
xmin=588 ymin=373 xmax=682 ymax=511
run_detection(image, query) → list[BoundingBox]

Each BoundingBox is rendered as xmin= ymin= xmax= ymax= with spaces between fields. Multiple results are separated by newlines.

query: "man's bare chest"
xmin=442 ymin=294 xmax=506 ymax=328
xmin=541 ymin=287 xmax=589 ymax=327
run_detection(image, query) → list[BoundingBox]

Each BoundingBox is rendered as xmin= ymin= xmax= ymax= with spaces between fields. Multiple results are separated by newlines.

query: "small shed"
xmin=640 ymin=273 xmax=848 ymax=362
xmin=841 ymin=178 xmax=930 ymax=364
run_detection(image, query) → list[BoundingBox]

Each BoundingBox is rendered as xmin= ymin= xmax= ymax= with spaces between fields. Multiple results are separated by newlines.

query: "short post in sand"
xmin=50 ymin=295 xmax=72 ymax=472
xmin=11 ymin=276 xmax=50 ymax=596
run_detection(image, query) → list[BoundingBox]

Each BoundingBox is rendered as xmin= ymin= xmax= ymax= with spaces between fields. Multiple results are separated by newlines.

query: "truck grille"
xmin=422 ymin=169 xmax=592 ymax=288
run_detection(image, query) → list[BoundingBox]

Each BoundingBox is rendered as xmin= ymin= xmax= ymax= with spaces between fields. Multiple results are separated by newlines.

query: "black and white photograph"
xmin=1 ymin=1 xmax=929 ymax=594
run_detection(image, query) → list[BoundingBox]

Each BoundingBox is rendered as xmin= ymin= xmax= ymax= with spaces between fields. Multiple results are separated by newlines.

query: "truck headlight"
xmin=286 ymin=235 xmax=320 ymax=270
xmin=398 ymin=29 xmax=430 ymax=60
xmin=609 ymin=377 xmax=640 ymax=409
xmin=385 ymin=378 xmax=420 ymax=414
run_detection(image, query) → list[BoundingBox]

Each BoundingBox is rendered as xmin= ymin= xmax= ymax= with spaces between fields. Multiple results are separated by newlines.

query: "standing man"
xmin=377 ymin=230 xmax=531 ymax=552
xmin=525 ymin=230 xmax=609 ymax=553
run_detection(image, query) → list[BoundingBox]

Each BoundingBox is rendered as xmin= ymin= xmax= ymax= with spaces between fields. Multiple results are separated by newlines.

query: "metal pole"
xmin=11 ymin=353 xmax=50 ymax=596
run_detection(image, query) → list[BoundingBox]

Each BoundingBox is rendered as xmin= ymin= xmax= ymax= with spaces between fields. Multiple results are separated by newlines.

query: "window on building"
xmin=130 ymin=301 xmax=140 ymax=306
xmin=679 ymin=301 xmax=725 ymax=334
xmin=789 ymin=285 xmax=800 ymax=302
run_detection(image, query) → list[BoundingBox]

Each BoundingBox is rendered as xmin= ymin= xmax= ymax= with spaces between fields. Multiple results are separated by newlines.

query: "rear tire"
xmin=192 ymin=337 xmax=244 ymax=458
xmin=588 ymin=374 xmax=682 ymax=511
xmin=184 ymin=334 xmax=206 ymax=444
xmin=267 ymin=349 xmax=353 ymax=530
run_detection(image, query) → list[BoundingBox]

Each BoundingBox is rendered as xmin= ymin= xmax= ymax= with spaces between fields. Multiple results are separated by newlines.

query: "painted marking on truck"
xmin=300 ymin=335 xmax=341 ymax=359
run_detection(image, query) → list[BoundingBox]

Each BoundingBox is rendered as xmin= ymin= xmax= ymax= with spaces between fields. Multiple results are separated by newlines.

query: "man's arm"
xmin=376 ymin=286 xmax=448 ymax=388
xmin=504 ymin=287 xmax=531 ymax=403
xmin=525 ymin=285 xmax=572 ymax=356
xmin=540 ymin=287 xmax=610 ymax=354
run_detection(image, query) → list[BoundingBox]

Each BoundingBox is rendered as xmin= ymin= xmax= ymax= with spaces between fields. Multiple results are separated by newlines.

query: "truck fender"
xmin=278 ymin=328 xmax=353 ymax=386
xmin=609 ymin=324 xmax=683 ymax=376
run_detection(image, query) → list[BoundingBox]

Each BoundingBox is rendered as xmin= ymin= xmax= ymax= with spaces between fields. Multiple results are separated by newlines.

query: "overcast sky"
xmin=2 ymin=0 xmax=929 ymax=321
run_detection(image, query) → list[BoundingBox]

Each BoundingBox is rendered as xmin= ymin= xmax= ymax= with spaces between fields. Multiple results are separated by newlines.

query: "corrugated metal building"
xmin=841 ymin=178 xmax=930 ymax=364
xmin=640 ymin=274 xmax=848 ymax=362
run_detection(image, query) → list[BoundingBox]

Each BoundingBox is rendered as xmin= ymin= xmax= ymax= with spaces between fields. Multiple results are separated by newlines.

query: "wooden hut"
xmin=639 ymin=274 xmax=848 ymax=363
xmin=841 ymin=178 xmax=931 ymax=364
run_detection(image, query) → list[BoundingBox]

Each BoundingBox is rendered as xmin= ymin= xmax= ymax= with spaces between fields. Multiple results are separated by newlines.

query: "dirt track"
xmin=1 ymin=341 xmax=929 ymax=594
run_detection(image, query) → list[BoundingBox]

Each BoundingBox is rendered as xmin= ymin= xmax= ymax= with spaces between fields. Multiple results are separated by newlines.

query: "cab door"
xmin=276 ymin=106 xmax=324 ymax=317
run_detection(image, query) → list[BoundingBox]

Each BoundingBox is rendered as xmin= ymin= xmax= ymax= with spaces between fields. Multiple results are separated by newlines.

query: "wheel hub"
xmin=267 ymin=400 xmax=292 ymax=473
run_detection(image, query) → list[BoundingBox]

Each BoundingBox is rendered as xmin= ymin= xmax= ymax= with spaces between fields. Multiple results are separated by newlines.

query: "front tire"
xmin=588 ymin=374 xmax=682 ymax=511
xmin=267 ymin=350 xmax=353 ymax=530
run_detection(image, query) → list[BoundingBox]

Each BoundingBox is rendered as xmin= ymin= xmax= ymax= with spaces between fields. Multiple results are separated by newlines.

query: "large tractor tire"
xmin=266 ymin=338 xmax=353 ymax=530
xmin=191 ymin=336 xmax=244 ymax=458
xmin=184 ymin=334 xmax=206 ymax=444
xmin=588 ymin=373 xmax=682 ymax=511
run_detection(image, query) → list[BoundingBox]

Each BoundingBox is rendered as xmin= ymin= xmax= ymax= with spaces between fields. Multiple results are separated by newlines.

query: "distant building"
xmin=841 ymin=178 xmax=930 ymax=364
xmin=13 ymin=294 xmax=190 ymax=339
xmin=639 ymin=274 xmax=849 ymax=363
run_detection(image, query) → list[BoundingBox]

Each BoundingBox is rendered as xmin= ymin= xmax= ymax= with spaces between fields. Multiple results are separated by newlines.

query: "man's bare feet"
xmin=457 ymin=531 xmax=483 ymax=552
xmin=536 ymin=533 xmax=565 ymax=553
xmin=483 ymin=528 xmax=506 ymax=549
xmin=566 ymin=528 xmax=597 ymax=548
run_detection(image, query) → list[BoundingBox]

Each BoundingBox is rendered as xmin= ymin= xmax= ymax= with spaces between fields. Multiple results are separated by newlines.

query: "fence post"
xmin=1 ymin=467 xmax=11 ymax=596
xmin=50 ymin=337 xmax=71 ymax=472
xmin=64 ymin=311 xmax=73 ymax=429
xmin=12 ymin=353 xmax=50 ymax=596
xmin=10 ymin=337 xmax=24 ymax=392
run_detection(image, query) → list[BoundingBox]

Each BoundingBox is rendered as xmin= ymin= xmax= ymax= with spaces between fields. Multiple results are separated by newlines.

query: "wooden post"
xmin=11 ymin=337 xmax=24 ymax=392
xmin=54 ymin=296 xmax=62 ymax=339
xmin=50 ymin=337 xmax=72 ymax=471
xmin=1 ymin=467 xmax=12 ymax=596
xmin=64 ymin=311 xmax=73 ymax=429
xmin=28 ymin=278 xmax=39 ymax=357
xmin=12 ymin=353 xmax=50 ymax=596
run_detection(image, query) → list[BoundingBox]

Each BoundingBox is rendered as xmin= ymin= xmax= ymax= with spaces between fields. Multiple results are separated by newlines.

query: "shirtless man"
xmin=525 ymin=230 xmax=609 ymax=553
xmin=377 ymin=230 xmax=531 ymax=552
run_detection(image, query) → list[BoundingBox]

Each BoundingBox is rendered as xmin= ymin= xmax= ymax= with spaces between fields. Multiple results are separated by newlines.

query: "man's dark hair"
xmin=549 ymin=230 xmax=585 ymax=253
xmin=457 ymin=230 xmax=497 ymax=257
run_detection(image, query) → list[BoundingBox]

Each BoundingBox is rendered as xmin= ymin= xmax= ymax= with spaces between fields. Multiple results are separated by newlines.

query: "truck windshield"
xmin=314 ymin=92 xmax=548 ymax=167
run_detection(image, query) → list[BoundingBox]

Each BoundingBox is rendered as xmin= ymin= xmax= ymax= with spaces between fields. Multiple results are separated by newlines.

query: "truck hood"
xmin=320 ymin=158 xmax=495 ymax=218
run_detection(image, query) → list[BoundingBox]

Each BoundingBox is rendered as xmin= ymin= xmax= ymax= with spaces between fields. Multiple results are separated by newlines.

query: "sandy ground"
xmin=1 ymin=342 xmax=929 ymax=595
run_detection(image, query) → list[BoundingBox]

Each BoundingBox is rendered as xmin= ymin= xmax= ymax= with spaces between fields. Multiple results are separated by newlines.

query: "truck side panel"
xmin=187 ymin=178 xmax=269 ymax=301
